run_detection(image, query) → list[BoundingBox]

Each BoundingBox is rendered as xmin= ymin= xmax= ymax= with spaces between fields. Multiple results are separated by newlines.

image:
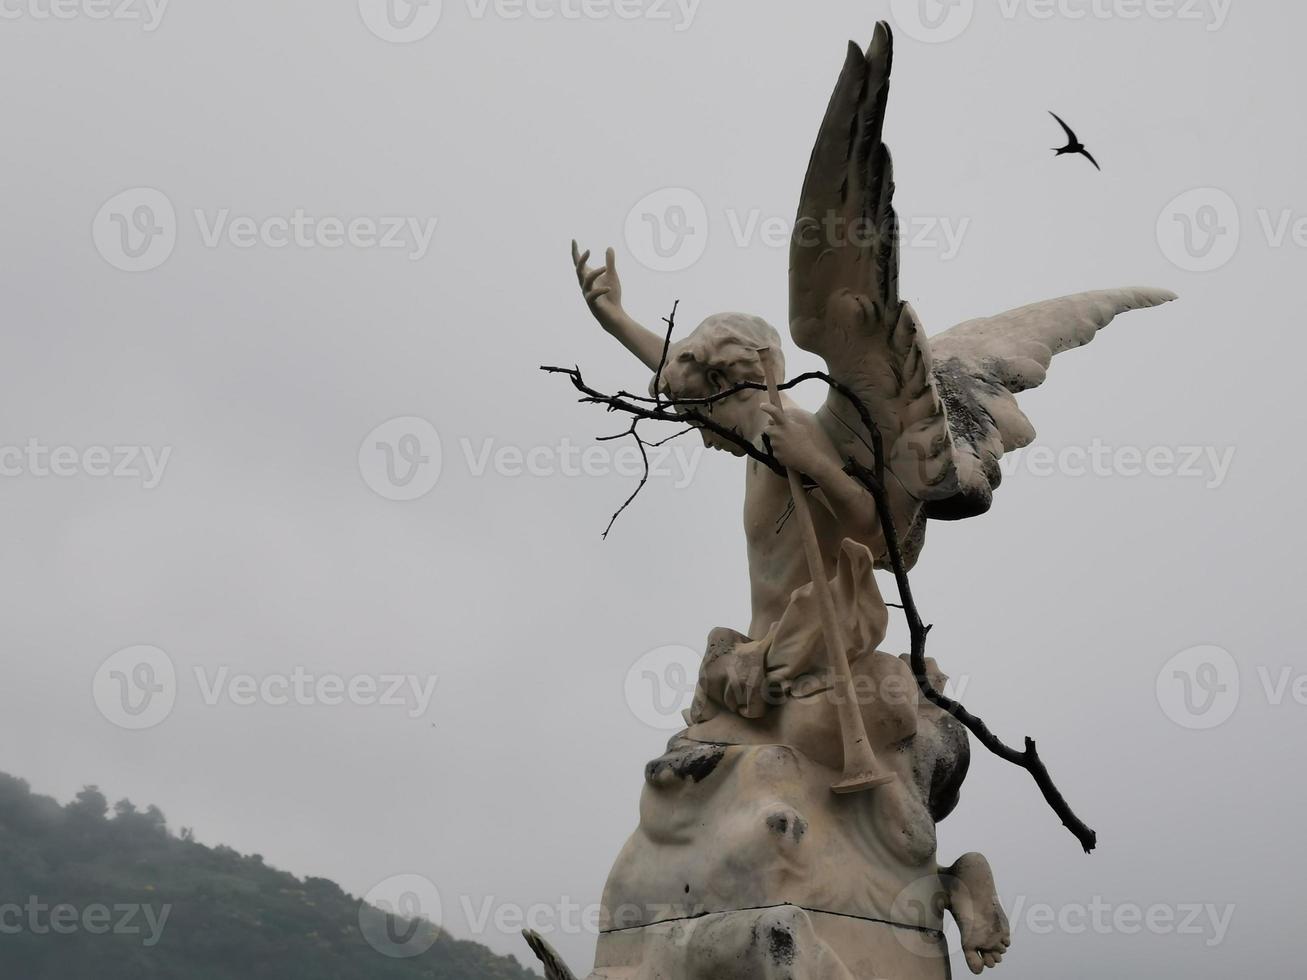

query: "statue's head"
xmin=652 ymin=313 xmax=784 ymax=455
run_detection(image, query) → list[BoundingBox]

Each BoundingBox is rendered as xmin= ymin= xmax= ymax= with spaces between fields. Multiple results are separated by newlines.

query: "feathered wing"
xmin=926 ymin=287 xmax=1178 ymax=519
xmin=789 ymin=22 xmax=959 ymax=533
xmin=523 ymin=929 xmax=579 ymax=980
xmin=791 ymin=24 xmax=1179 ymax=551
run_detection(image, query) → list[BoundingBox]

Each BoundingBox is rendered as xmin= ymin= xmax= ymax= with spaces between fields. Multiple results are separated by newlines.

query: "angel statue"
xmin=533 ymin=21 xmax=1176 ymax=980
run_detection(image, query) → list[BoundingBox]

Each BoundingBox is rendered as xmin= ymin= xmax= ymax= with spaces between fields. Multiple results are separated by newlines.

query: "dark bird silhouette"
xmin=1049 ymin=111 xmax=1101 ymax=171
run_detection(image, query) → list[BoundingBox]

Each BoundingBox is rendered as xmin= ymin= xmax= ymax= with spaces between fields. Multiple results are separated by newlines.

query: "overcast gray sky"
xmin=0 ymin=1 xmax=1301 ymax=976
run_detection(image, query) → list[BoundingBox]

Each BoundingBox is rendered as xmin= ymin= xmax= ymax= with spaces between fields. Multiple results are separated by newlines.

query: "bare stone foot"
xmin=943 ymin=853 xmax=1011 ymax=974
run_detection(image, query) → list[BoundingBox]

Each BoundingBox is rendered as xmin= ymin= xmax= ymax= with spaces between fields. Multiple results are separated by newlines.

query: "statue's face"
xmin=668 ymin=377 xmax=767 ymax=456
xmin=659 ymin=316 xmax=783 ymax=455
xmin=696 ymin=386 xmax=767 ymax=455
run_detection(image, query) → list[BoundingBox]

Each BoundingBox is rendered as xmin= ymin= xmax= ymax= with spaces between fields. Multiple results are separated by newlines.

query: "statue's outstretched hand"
xmin=572 ymin=241 xmax=625 ymax=332
xmin=569 ymin=240 xmax=667 ymax=373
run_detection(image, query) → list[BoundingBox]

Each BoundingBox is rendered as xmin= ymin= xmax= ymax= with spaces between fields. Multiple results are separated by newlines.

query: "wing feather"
xmin=926 ymin=288 xmax=1178 ymax=519
xmin=789 ymin=23 xmax=958 ymax=524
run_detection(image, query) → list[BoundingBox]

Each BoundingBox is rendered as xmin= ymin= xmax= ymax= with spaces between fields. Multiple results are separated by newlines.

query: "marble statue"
xmin=533 ymin=21 xmax=1176 ymax=979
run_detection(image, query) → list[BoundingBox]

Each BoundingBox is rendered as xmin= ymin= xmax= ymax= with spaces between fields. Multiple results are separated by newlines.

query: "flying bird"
xmin=1049 ymin=111 xmax=1101 ymax=171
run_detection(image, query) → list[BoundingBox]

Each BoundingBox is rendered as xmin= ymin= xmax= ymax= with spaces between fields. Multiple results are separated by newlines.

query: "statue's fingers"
xmin=585 ymin=287 xmax=611 ymax=304
xmin=605 ymin=246 xmax=619 ymax=277
xmin=583 ymin=266 xmax=607 ymax=290
xmin=965 ymin=950 xmax=983 ymax=975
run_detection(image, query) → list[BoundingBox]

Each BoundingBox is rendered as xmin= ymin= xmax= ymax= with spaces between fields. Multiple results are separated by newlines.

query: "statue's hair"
xmin=651 ymin=313 xmax=784 ymax=400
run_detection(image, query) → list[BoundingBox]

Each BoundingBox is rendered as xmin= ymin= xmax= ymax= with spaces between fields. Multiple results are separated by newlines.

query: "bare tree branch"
xmin=542 ymin=331 xmax=1098 ymax=853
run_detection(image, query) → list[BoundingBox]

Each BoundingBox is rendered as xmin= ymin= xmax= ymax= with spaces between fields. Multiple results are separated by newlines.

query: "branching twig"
xmin=844 ymin=453 xmax=1098 ymax=853
xmin=543 ymin=326 xmax=1098 ymax=853
xmin=589 ymin=303 xmax=681 ymax=538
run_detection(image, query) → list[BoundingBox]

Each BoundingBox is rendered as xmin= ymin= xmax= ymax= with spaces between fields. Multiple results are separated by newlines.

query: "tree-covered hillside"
xmin=0 ymin=773 xmax=538 ymax=980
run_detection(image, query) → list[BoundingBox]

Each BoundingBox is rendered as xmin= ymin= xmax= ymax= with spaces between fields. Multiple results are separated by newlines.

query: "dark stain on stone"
xmin=768 ymin=926 xmax=796 ymax=966
xmin=925 ymin=357 xmax=1002 ymax=520
xmin=644 ymin=743 xmax=727 ymax=786
xmin=766 ymin=811 xmax=808 ymax=843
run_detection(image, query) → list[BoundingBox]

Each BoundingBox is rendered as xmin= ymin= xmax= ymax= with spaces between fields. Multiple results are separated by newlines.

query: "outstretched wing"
xmin=1049 ymin=111 xmax=1078 ymax=145
xmin=926 ymin=288 xmax=1178 ymax=519
xmin=789 ymin=22 xmax=959 ymax=516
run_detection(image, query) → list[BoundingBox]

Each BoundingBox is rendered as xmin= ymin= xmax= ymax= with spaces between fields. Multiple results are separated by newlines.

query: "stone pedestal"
xmin=589 ymin=905 xmax=948 ymax=980
xmin=584 ymin=736 xmax=951 ymax=979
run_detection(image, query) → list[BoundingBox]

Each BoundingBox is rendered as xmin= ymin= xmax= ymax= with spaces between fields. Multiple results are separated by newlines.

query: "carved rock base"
xmin=587 ymin=905 xmax=949 ymax=979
